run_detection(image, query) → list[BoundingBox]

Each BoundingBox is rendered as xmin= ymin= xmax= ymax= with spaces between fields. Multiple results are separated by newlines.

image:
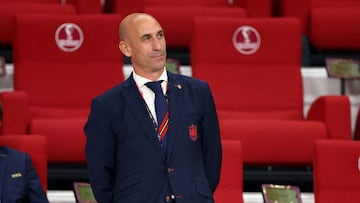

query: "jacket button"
xmin=167 ymin=168 xmax=174 ymax=173
xmin=165 ymin=195 xmax=171 ymax=202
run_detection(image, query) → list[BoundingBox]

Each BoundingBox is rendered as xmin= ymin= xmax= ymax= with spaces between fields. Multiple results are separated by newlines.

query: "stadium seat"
xmin=0 ymin=135 xmax=48 ymax=191
xmin=277 ymin=0 xmax=360 ymax=34
xmin=214 ymin=140 xmax=243 ymax=203
xmin=0 ymin=14 xmax=124 ymax=164
xmin=144 ymin=7 xmax=246 ymax=48
xmin=314 ymin=140 xmax=360 ymax=203
xmin=277 ymin=0 xmax=360 ymax=65
xmin=105 ymin=0 xmax=271 ymax=17
xmin=190 ymin=17 xmax=351 ymax=165
xmin=0 ymin=1 xmax=76 ymax=45
xmin=309 ymin=4 xmax=360 ymax=50
xmin=104 ymin=0 xmax=271 ymax=51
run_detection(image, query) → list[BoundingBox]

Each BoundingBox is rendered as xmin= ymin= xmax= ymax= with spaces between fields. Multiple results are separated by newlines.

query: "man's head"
xmin=119 ymin=13 xmax=167 ymax=80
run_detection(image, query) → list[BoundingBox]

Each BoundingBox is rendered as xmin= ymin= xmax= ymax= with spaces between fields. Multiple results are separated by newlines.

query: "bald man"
xmin=85 ymin=13 xmax=222 ymax=203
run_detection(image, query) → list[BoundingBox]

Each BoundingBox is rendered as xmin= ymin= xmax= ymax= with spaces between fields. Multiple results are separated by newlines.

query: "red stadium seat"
xmin=190 ymin=17 xmax=351 ymax=165
xmin=277 ymin=0 xmax=360 ymax=65
xmin=0 ymin=3 xmax=76 ymax=45
xmin=105 ymin=0 xmax=271 ymax=18
xmin=0 ymin=135 xmax=48 ymax=190
xmin=314 ymin=140 xmax=360 ymax=203
xmin=144 ymin=7 xmax=246 ymax=48
xmin=0 ymin=14 xmax=124 ymax=163
xmin=310 ymin=5 xmax=360 ymax=50
xmin=104 ymin=0 xmax=271 ymax=50
xmin=214 ymin=140 xmax=243 ymax=203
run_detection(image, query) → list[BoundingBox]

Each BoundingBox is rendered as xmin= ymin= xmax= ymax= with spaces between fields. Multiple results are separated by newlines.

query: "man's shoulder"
xmin=0 ymin=146 xmax=28 ymax=160
xmin=169 ymin=72 xmax=208 ymax=87
xmin=94 ymin=77 xmax=133 ymax=101
xmin=2 ymin=147 xmax=27 ymax=156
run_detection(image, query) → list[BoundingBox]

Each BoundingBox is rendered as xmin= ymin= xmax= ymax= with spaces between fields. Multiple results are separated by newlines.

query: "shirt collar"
xmin=133 ymin=67 xmax=168 ymax=88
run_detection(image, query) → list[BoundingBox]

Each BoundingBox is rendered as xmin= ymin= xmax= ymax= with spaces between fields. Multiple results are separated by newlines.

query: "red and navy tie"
xmin=146 ymin=80 xmax=169 ymax=148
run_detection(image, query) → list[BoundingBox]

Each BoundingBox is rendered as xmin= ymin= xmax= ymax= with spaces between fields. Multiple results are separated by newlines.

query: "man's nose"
xmin=152 ymin=38 xmax=163 ymax=50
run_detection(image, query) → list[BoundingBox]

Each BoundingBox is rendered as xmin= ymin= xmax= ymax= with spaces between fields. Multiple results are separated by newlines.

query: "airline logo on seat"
xmin=55 ymin=23 xmax=84 ymax=52
xmin=232 ymin=25 xmax=261 ymax=55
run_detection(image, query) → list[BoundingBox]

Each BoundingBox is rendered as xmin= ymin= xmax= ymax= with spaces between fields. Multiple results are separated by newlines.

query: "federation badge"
xmin=55 ymin=23 xmax=84 ymax=52
xmin=232 ymin=25 xmax=261 ymax=55
xmin=189 ymin=124 xmax=198 ymax=141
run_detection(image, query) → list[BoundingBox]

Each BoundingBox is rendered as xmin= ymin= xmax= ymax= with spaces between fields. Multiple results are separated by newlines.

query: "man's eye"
xmin=157 ymin=33 xmax=164 ymax=38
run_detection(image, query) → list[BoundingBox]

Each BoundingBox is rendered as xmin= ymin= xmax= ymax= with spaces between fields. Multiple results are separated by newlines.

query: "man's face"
xmin=126 ymin=16 xmax=167 ymax=74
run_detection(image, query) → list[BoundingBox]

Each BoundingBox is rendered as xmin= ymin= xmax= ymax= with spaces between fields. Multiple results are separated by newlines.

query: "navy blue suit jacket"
xmin=85 ymin=72 xmax=222 ymax=203
xmin=0 ymin=147 xmax=48 ymax=203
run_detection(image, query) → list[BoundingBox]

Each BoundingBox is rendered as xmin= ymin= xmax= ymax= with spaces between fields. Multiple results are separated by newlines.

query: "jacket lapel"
xmin=122 ymin=74 xmax=165 ymax=158
xmin=166 ymin=73 xmax=184 ymax=160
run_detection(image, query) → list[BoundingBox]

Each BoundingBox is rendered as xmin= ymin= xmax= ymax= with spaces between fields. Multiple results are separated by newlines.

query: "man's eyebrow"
xmin=141 ymin=33 xmax=152 ymax=39
xmin=140 ymin=30 xmax=164 ymax=40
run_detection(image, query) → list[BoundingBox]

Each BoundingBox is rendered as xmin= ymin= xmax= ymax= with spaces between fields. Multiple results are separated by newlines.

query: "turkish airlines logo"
xmin=232 ymin=25 xmax=261 ymax=55
xmin=55 ymin=23 xmax=84 ymax=52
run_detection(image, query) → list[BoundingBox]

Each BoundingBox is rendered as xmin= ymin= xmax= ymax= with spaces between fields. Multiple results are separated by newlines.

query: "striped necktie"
xmin=145 ymin=80 xmax=169 ymax=148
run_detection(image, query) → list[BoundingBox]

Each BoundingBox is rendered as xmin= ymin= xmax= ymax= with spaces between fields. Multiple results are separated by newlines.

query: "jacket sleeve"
xmin=84 ymin=97 xmax=116 ymax=203
xmin=201 ymin=82 xmax=222 ymax=193
xmin=26 ymin=154 xmax=49 ymax=203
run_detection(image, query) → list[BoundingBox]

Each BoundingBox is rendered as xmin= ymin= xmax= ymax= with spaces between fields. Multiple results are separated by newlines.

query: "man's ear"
xmin=119 ymin=41 xmax=131 ymax=57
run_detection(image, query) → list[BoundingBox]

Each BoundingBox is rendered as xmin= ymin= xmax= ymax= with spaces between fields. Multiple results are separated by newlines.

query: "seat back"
xmin=309 ymin=0 xmax=360 ymax=50
xmin=106 ymin=0 xmax=232 ymax=15
xmin=278 ymin=0 xmax=360 ymax=34
xmin=105 ymin=0 xmax=271 ymax=17
xmin=0 ymin=3 xmax=76 ymax=45
xmin=0 ymin=135 xmax=47 ymax=190
xmin=13 ymin=14 xmax=124 ymax=119
xmin=144 ymin=7 xmax=246 ymax=48
xmin=314 ymin=140 xmax=360 ymax=203
xmin=191 ymin=17 xmax=303 ymax=120
xmin=214 ymin=140 xmax=243 ymax=203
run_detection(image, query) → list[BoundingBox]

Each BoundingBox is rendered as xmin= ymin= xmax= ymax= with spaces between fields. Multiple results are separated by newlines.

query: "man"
xmin=0 ymin=103 xmax=49 ymax=203
xmin=85 ymin=13 xmax=222 ymax=203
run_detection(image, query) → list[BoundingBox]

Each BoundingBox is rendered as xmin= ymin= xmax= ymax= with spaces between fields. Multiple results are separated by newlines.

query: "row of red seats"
xmin=2 ymin=135 xmax=359 ymax=203
xmin=277 ymin=0 xmax=360 ymax=50
xmin=0 ymin=0 xmax=259 ymax=59
xmin=103 ymin=0 xmax=270 ymax=49
xmin=276 ymin=0 xmax=360 ymax=66
xmin=1 ymin=0 xmax=359 ymax=66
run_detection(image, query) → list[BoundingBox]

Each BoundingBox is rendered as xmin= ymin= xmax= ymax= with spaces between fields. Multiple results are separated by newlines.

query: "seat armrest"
xmin=307 ymin=95 xmax=351 ymax=140
xmin=0 ymin=91 xmax=29 ymax=134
